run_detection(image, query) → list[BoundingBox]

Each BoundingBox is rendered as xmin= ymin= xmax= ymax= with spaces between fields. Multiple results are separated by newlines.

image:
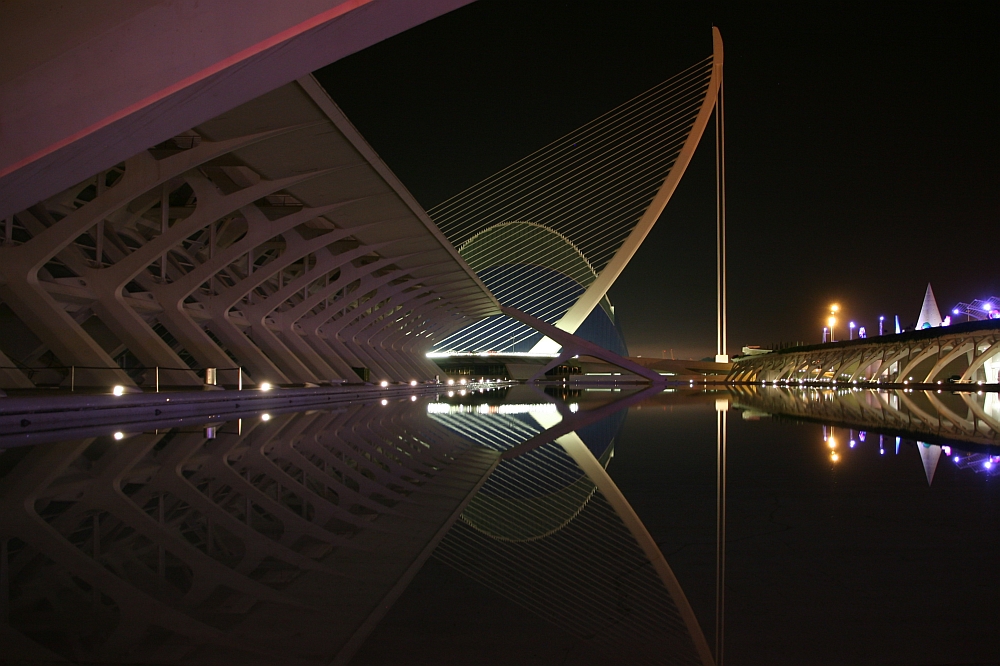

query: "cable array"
xmin=430 ymin=56 xmax=714 ymax=276
xmin=434 ymin=221 xmax=601 ymax=352
xmin=428 ymin=402 xmax=707 ymax=662
xmin=427 ymin=55 xmax=714 ymax=355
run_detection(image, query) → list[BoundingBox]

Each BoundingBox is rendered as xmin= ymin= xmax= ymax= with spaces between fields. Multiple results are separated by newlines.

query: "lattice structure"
xmin=0 ymin=402 xmax=496 ymax=664
xmin=729 ymin=321 xmax=1000 ymax=386
xmin=951 ymin=297 xmax=1000 ymax=322
xmin=0 ymin=78 xmax=498 ymax=390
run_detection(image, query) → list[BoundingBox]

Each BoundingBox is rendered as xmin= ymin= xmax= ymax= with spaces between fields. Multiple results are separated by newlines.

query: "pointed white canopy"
xmin=916 ymin=283 xmax=943 ymax=329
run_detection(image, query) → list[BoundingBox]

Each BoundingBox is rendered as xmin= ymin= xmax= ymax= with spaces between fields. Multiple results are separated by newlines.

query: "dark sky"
xmin=315 ymin=0 xmax=998 ymax=359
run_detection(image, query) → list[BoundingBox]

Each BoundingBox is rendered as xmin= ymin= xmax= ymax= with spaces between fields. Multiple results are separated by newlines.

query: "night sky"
xmin=315 ymin=0 xmax=998 ymax=360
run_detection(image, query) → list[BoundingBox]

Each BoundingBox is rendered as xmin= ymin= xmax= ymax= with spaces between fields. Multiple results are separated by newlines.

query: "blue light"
xmin=986 ymin=461 xmax=994 ymax=470
xmin=953 ymin=456 xmax=960 ymax=462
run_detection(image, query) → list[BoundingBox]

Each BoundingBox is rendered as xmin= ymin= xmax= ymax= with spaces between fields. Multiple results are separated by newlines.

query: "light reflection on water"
xmin=0 ymin=386 xmax=995 ymax=665
xmin=732 ymin=385 xmax=1000 ymax=484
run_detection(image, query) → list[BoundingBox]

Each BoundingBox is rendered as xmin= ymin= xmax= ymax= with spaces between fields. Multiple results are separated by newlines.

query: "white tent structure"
xmin=916 ymin=283 xmax=944 ymax=330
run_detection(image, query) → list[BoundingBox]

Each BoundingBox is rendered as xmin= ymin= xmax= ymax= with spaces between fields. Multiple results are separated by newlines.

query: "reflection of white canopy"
xmin=917 ymin=442 xmax=942 ymax=485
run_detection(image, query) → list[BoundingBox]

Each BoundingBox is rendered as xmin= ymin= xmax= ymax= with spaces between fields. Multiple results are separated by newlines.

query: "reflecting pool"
xmin=0 ymin=385 xmax=996 ymax=665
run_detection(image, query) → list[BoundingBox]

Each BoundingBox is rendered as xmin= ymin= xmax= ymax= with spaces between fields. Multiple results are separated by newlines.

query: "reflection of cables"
xmin=715 ymin=408 xmax=727 ymax=665
xmin=436 ymin=491 xmax=704 ymax=665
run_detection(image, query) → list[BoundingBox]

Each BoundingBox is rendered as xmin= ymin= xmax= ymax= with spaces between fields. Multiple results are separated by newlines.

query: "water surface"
xmin=0 ymin=386 xmax=995 ymax=665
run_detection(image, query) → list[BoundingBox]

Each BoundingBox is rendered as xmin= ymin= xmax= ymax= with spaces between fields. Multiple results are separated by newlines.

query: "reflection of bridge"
xmin=1 ymin=390 xmax=716 ymax=664
xmin=730 ymin=385 xmax=1000 ymax=450
xmin=728 ymin=321 xmax=1000 ymax=386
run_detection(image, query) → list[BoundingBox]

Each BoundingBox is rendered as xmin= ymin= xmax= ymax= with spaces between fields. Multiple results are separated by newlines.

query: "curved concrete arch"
xmin=895 ymin=345 xmax=939 ymax=383
xmin=923 ymin=341 xmax=974 ymax=383
xmin=960 ymin=339 xmax=1000 ymax=382
xmin=959 ymin=392 xmax=1000 ymax=432
xmin=530 ymin=27 xmax=725 ymax=354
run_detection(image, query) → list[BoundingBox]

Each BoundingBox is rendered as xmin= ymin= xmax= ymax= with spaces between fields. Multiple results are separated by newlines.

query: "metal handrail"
xmin=0 ymin=365 xmax=244 ymax=392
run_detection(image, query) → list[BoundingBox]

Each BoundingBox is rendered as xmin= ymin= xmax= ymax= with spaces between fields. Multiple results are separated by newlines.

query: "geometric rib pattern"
xmin=0 ymin=77 xmax=498 ymax=390
xmin=729 ymin=322 xmax=1000 ymax=386
xmin=0 ymin=402 xmax=496 ymax=664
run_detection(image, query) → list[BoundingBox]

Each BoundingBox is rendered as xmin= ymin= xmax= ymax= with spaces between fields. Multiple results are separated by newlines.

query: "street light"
xmin=827 ymin=315 xmax=837 ymax=342
xmin=822 ymin=326 xmax=828 ymax=343
xmin=849 ymin=321 xmax=856 ymax=340
xmin=879 ymin=315 xmax=884 ymax=336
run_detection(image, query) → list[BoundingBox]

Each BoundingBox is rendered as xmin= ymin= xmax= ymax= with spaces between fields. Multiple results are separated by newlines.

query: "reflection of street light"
xmin=849 ymin=321 xmax=856 ymax=340
xmin=879 ymin=315 xmax=884 ymax=336
xmin=827 ymin=316 xmax=837 ymax=342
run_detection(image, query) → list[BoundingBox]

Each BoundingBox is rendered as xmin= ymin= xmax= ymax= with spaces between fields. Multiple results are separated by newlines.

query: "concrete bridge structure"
xmin=727 ymin=320 xmax=1000 ymax=387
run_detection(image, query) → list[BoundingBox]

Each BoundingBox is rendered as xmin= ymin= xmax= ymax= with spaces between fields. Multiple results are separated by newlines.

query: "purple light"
xmin=953 ymin=309 xmax=960 ymax=315
xmin=986 ymin=461 xmax=994 ymax=470
xmin=953 ymin=456 xmax=960 ymax=462
xmin=849 ymin=440 xmax=856 ymax=448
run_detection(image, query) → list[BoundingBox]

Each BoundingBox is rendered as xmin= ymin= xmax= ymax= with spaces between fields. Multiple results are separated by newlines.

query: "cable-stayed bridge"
xmin=430 ymin=29 xmax=724 ymax=359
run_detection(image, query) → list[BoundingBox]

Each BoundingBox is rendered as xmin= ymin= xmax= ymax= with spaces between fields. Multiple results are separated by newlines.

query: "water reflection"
xmin=430 ymin=388 xmax=711 ymax=665
xmin=0 ymin=388 xmax=713 ymax=665
xmin=732 ymin=386 xmax=1000 ymax=486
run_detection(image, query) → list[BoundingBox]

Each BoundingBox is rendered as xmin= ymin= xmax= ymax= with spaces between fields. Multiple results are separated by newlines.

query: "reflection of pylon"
xmin=917 ymin=442 xmax=942 ymax=486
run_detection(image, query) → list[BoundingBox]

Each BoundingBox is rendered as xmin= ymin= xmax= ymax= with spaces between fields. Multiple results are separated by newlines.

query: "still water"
xmin=0 ymin=385 xmax=996 ymax=665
